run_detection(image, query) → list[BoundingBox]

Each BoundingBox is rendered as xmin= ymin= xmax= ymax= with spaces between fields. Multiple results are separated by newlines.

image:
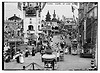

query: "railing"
xmin=23 ymin=62 xmax=44 ymax=70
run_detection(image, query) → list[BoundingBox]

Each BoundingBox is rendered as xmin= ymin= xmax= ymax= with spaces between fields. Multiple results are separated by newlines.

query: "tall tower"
xmin=18 ymin=2 xmax=45 ymax=43
xmin=52 ymin=10 xmax=57 ymax=27
xmin=53 ymin=10 xmax=56 ymax=19
xmin=17 ymin=2 xmax=46 ymax=43
xmin=23 ymin=3 xmax=37 ymax=43
xmin=52 ymin=10 xmax=57 ymax=22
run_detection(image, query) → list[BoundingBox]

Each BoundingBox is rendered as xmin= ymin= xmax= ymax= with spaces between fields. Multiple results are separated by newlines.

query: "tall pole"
xmin=36 ymin=8 xmax=38 ymax=40
xmin=32 ymin=63 xmax=34 ymax=70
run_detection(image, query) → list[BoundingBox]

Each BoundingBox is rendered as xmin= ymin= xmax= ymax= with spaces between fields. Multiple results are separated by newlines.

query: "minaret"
xmin=53 ymin=10 xmax=56 ymax=19
xmin=52 ymin=10 xmax=57 ymax=22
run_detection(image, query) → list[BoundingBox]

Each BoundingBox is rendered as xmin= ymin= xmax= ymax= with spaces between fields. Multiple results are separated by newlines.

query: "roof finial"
xmin=14 ymin=14 xmax=16 ymax=16
xmin=53 ymin=10 xmax=56 ymax=18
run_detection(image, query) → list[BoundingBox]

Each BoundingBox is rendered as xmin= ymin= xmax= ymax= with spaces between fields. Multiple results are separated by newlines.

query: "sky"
xmin=41 ymin=3 xmax=73 ymax=20
xmin=4 ymin=2 xmax=78 ymax=20
xmin=4 ymin=2 xmax=22 ymax=20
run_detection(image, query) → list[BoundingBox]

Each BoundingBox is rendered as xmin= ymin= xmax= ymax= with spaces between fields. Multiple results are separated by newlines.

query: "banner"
xmin=41 ymin=2 xmax=46 ymax=10
xmin=72 ymin=6 xmax=75 ymax=13
xmin=18 ymin=2 xmax=22 ymax=10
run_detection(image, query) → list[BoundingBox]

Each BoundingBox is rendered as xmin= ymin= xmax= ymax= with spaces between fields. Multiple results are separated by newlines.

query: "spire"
xmin=47 ymin=11 xmax=50 ymax=16
xmin=53 ymin=10 xmax=56 ymax=18
xmin=52 ymin=10 xmax=57 ymax=22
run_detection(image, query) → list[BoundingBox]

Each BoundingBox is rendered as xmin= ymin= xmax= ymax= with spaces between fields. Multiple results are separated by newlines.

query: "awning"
xmin=42 ymin=54 xmax=56 ymax=59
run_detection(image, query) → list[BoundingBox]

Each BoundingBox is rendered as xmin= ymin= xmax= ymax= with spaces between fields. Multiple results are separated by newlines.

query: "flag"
xmin=72 ymin=6 xmax=75 ymax=12
xmin=73 ymin=2 xmax=78 ymax=6
xmin=18 ymin=2 xmax=22 ymax=10
xmin=41 ymin=2 xmax=46 ymax=10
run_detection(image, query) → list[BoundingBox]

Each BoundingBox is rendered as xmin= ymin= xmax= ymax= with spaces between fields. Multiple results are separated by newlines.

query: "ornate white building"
xmin=18 ymin=2 xmax=46 ymax=43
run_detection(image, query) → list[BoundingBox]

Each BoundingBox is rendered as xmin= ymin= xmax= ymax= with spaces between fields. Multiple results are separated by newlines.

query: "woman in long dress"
xmin=19 ymin=52 xmax=24 ymax=64
xmin=14 ymin=51 xmax=20 ymax=63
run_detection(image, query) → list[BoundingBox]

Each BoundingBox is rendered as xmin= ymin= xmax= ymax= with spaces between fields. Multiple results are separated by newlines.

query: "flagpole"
xmin=21 ymin=2 xmax=23 ymax=20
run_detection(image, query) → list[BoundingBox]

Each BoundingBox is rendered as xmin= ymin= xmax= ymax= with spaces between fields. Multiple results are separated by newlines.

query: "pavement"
xmin=4 ymin=52 xmax=92 ymax=70
xmin=4 ymin=53 xmax=44 ymax=70
xmin=57 ymin=54 xmax=92 ymax=71
xmin=4 ymin=34 xmax=92 ymax=70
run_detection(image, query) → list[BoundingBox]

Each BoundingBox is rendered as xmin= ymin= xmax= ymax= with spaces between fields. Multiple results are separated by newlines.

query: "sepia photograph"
xmin=2 ymin=1 xmax=98 ymax=71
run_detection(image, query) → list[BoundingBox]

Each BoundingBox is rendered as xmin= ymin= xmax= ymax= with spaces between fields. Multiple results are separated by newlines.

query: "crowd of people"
xmin=4 ymin=43 xmax=36 ymax=64
xmin=4 ymin=33 xmax=72 ymax=66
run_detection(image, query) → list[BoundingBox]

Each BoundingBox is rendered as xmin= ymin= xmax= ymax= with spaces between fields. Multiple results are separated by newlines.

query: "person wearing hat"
xmin=25 ymin=48 xmax=29 ymax=57
xmin=32 ymin=45 xmax=35 ymax=56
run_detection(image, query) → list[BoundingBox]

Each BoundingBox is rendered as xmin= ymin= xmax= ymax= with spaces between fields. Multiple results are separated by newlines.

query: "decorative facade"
xmin=78 ymin=2 xmax=98 ymax=48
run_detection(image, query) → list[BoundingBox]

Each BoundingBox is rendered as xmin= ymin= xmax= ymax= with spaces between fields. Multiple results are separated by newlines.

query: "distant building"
xmin=45 ymin=10 xmax=60 ymax=35
xmin=45 ymin=11 xmax=51 ymax=22
xmin=52 ymin=10 xmax=58 ymax=27
xmin=4 ymin=14 xmax=23 ymax=42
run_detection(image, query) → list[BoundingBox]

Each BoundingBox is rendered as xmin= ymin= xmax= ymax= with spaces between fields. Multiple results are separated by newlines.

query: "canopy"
xmin=42 ymin=54 xmax=56 ymax=59
xmin=8 ymin=14 xmax=21 ymax=21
